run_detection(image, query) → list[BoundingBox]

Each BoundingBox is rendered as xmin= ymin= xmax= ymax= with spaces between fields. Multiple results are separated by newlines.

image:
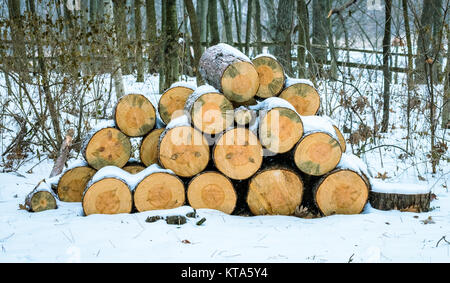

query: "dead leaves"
xmin=375 ymin=172 xmax=390 ymax=180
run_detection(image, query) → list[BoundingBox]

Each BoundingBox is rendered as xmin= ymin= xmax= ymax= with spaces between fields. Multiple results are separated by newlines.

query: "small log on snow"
xmin=133 ymin=168 xmax=185 ymax=212
xmin=82 ymin=121 xmax=132 ymax=170
xmin=187 ymin=171 xmax=237 ymax=214
xmin=279 ymin=78 xmax=320 ymax=116
xmin=114 ymin=93 xmax=156 ymax=137
xmin=25 ymin=179 xmax=58 ymax=212
xmin=213 ymin=127 xmax=263 ymax=180
xmin=252 ymin=54 xmax=285 ymax=98
xmin=246 ymin=167 xmax=304 ymax=215
xmin=199 ymin=43 xmax=259 ymax=103
xmin=82 ymin=167 xmax=133 ymax=215
xmin=158 ymin=116 xmax=210 ymax=177
xmin=293 ymin=116 xmax=342 ymax=176
xmin=369 ymin=181 xmax=431 ymax=212
xmin=312 ymin=153 xmax=370 ymax=216
xmin=140 ymin=128 xmax=165 ymax=167
xmin=184 ymin=85 xmax=234 ymax=135
xmin=57 ymin=165 xmax=96 ymax=202
xmin=252 ymin=97 xmax=304 ymax=154
xmin=158 ymin=82 xmax=196 ymax=125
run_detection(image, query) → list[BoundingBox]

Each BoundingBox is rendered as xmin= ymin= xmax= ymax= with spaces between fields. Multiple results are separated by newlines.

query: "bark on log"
xmin=140 ymin=128 xmax=165 ymax=167
xmin=199 ymin=43 xmax=259 ymax=103
xmin=252 ymin=54 xmax=285 ymax=98
xmin=279 ymin=78 xmax=320 ymax=116
xmin=187 ymin=171 xmax=237 ymax=214
xmin=114 ymin=93 xmax=156 ymax=137
xmin=158 ymin=82 xmax=196 ymax=124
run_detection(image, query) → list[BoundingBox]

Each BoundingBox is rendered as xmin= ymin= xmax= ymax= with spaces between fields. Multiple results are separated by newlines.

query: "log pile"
xmin=24 ymin=43 xmax=431 ymax=216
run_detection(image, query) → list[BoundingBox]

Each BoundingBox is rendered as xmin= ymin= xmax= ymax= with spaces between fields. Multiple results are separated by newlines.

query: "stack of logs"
xmin=25 ymin=43 xmax=431 ymax=216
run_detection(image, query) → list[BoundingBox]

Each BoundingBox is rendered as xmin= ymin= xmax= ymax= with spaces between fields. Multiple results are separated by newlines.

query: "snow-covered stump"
xmin=25 ymin=178 xmax=60 ymax=212
xmin=158 ymin=116 xmax=210 ymax=177
xmin=199 ymin=43 xmax=260 ymax=103
xmin=187 ymin=171 xmax=237 ymax=214
xmin=369 ymin=181 xmax=431 ymax=212
xmin=82 ymin=121 xmax=132 ymax=170
xmin=252 ymin=54 xmax=285 ymax=98
xmin=184 ymin=85 xmax=234 ymax=135
xmin=114 ymin=93 xmax=156 ymax=137
xmin=133 ymin=167 xmax=185 ymax=212
xmin=251 ymin=97 xmax=304 ymax=154
xmin=246 ymin=167 xmax=304 ymax=216
xmin=293 ymin=116 xmax=342 ymax=176
xmin=213 ymin=127 xmax=263 ymax=180
xmin=279 ymin=78 xmax=320 ymax=116
xmin=56 ymin=163 xmax=96 ymax=202
xmin=312 ymin=154 xmax=370 ymax=216
xmin=140 ymin=128 xmax=165 ymax=167
xmin=82 ymin=167 xmax=133 ymax=216
xmin=158 ymin=81 xmax=196 ymax=125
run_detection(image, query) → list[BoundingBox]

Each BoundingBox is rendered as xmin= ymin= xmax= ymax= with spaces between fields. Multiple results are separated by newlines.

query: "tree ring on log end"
xmin=159 ymin=87 xmax=195 ymax=124
xmin=57 ymin=166 xmax=96 ymax=202
xmin=252 ymin=56 xmax=285 ymax=98
xmin=82 ymin=178 xmax=132 ymax=215
xmin=279 ymin=83 xmax=320 ymax=116
xmin=115 ymin=94 xmax=156 ymax=137
xmin=221 ymin=61 xmax=259 ymax=103
xmin=140 ymin=128 xmax=165 ymax=167
xmin=30 ymin=191 xmax=57 ymax=212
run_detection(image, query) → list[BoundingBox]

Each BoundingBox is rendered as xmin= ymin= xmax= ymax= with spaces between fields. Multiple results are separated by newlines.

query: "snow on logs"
xmin=199 ymin=43 xmax=260 ymax=103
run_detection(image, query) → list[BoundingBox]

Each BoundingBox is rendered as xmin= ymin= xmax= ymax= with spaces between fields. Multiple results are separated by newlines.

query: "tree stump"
xmin=57 ymin=166 xmax=96 ymax=202
xmin=114 ymin=93 xmax=156 ymax=137
xmin=247 ymin=167 xmax=303 ymax=215
xmin=159 ymin=82 xmax=196 ymax=124
xmin=187 ymin=171 xmax=237 ymax=214
xmin=252 ymin=54 xmax=285 ymax=98
xmin=213 ymin=127 xmax=263 ymax=180
xmin=279 ymin=78 xmax=320 ymax=116
xmin=140 ymin=128 xmax=165 ymax=167
xmin=199 ymin=43 xmax=259 ymax=103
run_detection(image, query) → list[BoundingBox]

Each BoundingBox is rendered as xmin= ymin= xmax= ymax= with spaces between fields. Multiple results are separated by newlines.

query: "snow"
xmin=336 ymin=153 xmax=372 ymax=179
xmin=214 ymin=43 xmax=251 ymax=63
xmin=284 ymin=77 xmax=316 ymax=89
xmin=249 ymin=97 xmax=298 ymax=113
xmin=168 ymin=81 xmax=197 ymax=91
xmin=300 ymin=115 xmax=339 ymax=140
xmin=184 ymin=84 xmax=220 ymax=113
xmin=253 ymin=53 xmax=279 ymax=61
xmin=371 ymin=180 xmax=431 ymax=195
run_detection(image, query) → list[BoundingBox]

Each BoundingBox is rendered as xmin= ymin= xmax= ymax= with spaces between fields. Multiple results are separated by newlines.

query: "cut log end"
xmin=122 ymin=164 xmax=146 ymax=174
xmin=259 ymin=107 xmax=304 ymax=154
xmin=82 ymin=178 xmax=132 ymax=216
xmin=279 ymin=83 xmax=320 ymax=116
xmin=84 ymin=127 xmax=132 ymax=170
xmin=115 ymin=94 xmax=156 ymax=137
xmin=221 ymin=61 xmax=259 ymax=103
xmin=27 ymin=191 xmax=57 ymax=212
xmin=190 ymin=92 xmax=234 ymax=134
xmin=134 ymin=172 xmax=185 ymax=212
xmin=159 ymin=126 xmax=210 ymax=177
xmin=314 ymin=169 xmax=369 ymax=216
xmin=140 ymin=128 xmax=165 ymax=167
xmin=369 ymin=191 xmax=431 ymax=213
xmin=187 ymin=172 xmax=237 ymax=214
xmin=252 ymin=56 xmax=285 ymax=98
xmin=247 ymin=168 xmax=303 ymax=215
xmin=234 ymin=108 xmax=255 ymax=126
xmin=214 ymin=128 xmax=263 ymax=180
xmin=294 ymin=132 xmax=342 ymax=176
xmin=57 ymin=166 xmax=96 ymax=202
xmin=159 ymin=87 xmax=195 ymax=124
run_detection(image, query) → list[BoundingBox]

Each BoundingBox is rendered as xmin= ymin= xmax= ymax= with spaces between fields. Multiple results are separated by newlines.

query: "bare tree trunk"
xmin=135 ymin=0 xmax=144 ymax=82
xmin=208 ymin=0 xmax=220 ymax=45
xmin=90 ymin=0 xmax=98 ymax=22
xmin=163 ymin=0 xmax=179 ymax=89
xmin=245 ymin=0 xmax=253 ymax=56
xmin=113 ymin=0 xmax=130 ymax=74
xmin=416 ymin=0 xmax=434 ymax=83
xmin=443 ymin=26 xmax=450 ymax=129
xmin=274 ymin=0 xmax=295 ymax=76
xmin=159 ymin=0 xmax=166 ymax=92
xmin=432 ymin=0 xmax=443 ymax=82
xmin=185 ymin=0 xmax=204 ymax=85
xmin=402 ymin=0 xmax=413 ymax=150
xmin=232 ymin=0 xmax=243 ymax=51
xmin=381 ymin=0 xmax=392 ymax=133
xmin=8 ymin=0 xmax=27 ymax=78
xmin=254 ymin=0 xmax=262 ymax=54
xmin=197 ymin=0 xmax=209 ymax=44
xmin=219 ymin=0 xmax=233 ymax=45
xmin=297 ymin=0 xmax=310 ymax=78
xmin=311 ymin=0 xmax=327 ymax=64
xmin=145 ymin=0 xmax=157 ymax=73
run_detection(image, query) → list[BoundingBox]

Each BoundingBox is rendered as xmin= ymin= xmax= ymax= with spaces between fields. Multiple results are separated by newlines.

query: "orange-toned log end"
xmin=84 ymin=128 xmax=131 ymax=170
xmin=214 ymin=128 xmax=263 ymax=180
xmin=247 ymin=168 xmax=303 ymax=215
xmin=252 ymin=56 xmax=285 ymax=98
xmin=187 ymin=172 xmax=237 ymax=214
xmin=28 ymin=191 xmax=57 ymax=212
xmin=134 ymin=172 xmax=185 ymax=212
xmin=159 ymin=126 xmax=210 ymax=177
xmin=159 ymin=87 xmax=195 ymax=124
xmin=190 ymin=93 xmax=234 ymax=135
xmin=82 ymin=178 xmax=132 ymax=216
xmin=279 ymin=83 xmax=320 ymax=116
xmin=259 ymin=107 xmax=304 ymax=154
xmin=57 ymin=166 xmax=97 ymax=202
xmin=221 ymin=61 xmax=260 ymax=103
xmin=140 ymin=128 xmax=165 ymax=167
xmin=115 ymin=94 xmax=156 ymax=137
xmin=122 ymin=164 xmax=146 ymax=174
xmin=314 ymin=170 xmax=369 ymax=216
xmin=294 ymin=132 xmax=342 ymax=176
xmin=333 ymin=125 xmax=347 ymax=153
xmin=369 ymin=191 xmax=431 ymax=213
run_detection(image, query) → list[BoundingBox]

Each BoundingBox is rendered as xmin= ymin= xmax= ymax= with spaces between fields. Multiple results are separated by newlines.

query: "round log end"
xmin=159 ymin=86 xmax=195 ymax=124
xmin=252 ymin=56 xmax=285 ymax=98
xmin=57 ymin=166 xmax=96 ymax=202
xmin=221 ymin=61 xmax=259 ymax=103
xmin=140 ymin=128 xmax=165 ymax=167
xmin=115 ymin=94 xmax=156 ymax=137
xmin=279 ymin=83 xmax=320 ymax=116
xmin=28 ymin=191 xmax=57 ymax=212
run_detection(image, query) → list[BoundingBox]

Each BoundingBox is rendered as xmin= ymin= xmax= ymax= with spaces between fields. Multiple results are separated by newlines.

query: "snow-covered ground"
xmin=0 ymin=72 xmax=449 ymax=263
